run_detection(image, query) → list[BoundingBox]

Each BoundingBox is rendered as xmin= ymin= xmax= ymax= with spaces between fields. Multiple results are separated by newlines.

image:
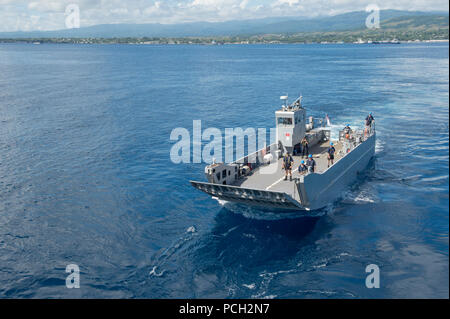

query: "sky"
xmin=0 ymin=0 xmax=448 ymax=32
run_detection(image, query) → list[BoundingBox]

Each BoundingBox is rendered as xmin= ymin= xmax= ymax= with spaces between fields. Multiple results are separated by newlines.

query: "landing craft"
xmin=190 ymin=95 xmax=376 ymax=213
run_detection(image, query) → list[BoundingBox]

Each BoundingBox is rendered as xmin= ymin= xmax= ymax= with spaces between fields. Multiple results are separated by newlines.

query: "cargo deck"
xmin=237 ymin=140 xmax=344 ymax=198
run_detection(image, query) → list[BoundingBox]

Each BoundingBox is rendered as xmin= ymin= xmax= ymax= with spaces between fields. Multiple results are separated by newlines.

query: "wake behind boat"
xmin=190 ymin=95 xmax=375 ymax=212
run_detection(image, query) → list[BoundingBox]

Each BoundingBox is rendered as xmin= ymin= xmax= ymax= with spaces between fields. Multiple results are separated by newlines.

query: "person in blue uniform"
xmin=365 ymin=112 xmax=375 ymax=136
xmin=299 ymin=160 xmax=308 ymax=175
xmin=365 ymin=112 xmax=374 ymax=127
xmin=327 ymin=142 xmax=336 ymax=168
xmin=306 ymin=154 xmax=316 ymax=173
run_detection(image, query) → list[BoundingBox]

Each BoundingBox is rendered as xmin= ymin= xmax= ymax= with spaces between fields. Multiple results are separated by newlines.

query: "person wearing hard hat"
xmin=327 ymin=142 xmax=336 ymax=168
xmin=344 ymin=124 xmax=351 ymax=139
xmin=365 ymin=112 xmax=374 ymax=127
xmin=299 ymin=160 xmax=308 ymax=175
xmin=365 ymin=112 xmax=375 ymax=135
xmin=306 ymin=154 xmax=316 ymax=173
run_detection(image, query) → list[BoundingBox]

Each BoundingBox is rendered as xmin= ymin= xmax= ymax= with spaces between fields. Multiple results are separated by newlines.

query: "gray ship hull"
xmin=301 ymin=133 xmax=375 ymax=210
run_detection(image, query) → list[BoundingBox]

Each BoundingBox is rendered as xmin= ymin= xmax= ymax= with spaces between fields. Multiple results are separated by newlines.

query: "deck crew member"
xmin=365 ymin=112 xmax=374 ymax=136
xmin=327 ymin=142 xmax=336 ymax=168
xmin=301 ymin=136 xmax=309 ymax=158
xmin=299 ymin=160 xmax=308 ymax=175
xmin=344 ymin=124 xmax=351 ymax=133
xmin=344 ymin=124 xmax=351 ymax=139
xmin=306 ymin=154 xmax=316 ymax=173
xmin=365 ymin=112 xmax=374 ymax=126
xmin=282 ymin=152 xmax=294 ymax=181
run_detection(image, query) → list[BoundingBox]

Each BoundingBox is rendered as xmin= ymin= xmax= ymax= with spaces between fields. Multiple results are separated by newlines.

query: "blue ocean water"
xmin=0 ymin=43 xmax=448 ymax=298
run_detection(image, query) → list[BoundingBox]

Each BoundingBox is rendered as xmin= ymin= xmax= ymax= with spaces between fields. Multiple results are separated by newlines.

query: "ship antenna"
xmin=280 ymin=94 xmax=289 ymax=110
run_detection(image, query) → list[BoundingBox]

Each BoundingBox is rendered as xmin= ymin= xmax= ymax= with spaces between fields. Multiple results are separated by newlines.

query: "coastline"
xmin=0 ymin=38 xmax=448 ymax=45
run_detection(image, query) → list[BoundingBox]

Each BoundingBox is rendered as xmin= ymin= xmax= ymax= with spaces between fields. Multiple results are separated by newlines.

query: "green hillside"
xmin=381 ymin=14 xmax=449 ymax=30
xmin=0 ymin=12 xmax=447 ymax=44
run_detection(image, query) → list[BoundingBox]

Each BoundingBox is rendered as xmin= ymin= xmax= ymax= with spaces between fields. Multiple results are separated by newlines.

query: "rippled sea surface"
xmin=0 ymin=43 xmax=448 ymax=298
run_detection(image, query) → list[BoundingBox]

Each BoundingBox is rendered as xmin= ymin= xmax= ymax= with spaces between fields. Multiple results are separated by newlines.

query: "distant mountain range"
xmin=0 ymin=10 xmax=448 ymax=39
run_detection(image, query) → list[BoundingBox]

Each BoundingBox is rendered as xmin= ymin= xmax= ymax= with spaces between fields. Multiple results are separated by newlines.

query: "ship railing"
xmin=305 ymin=117 xmax=328 ymax=131
xmin=233 ymin=142 xmax=279 ymax=172
xmin=285 ymin=96 xmax=303 ymax=110
xmin=368 ymin=121 xmax=376 ymax=136
xmin=362 ymin=121 xmax=376 ymax=140
xmin=339 ymin=129 xmax=362 ymax=152
xmin=338 ymin=122 xmax=375 ymax=154
xmin=312 ymin=117 xmax=327 ymax=128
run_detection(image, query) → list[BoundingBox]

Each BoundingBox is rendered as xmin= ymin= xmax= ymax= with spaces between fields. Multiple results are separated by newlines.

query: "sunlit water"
xmin=0 ymin=43 xmax=448 ymax=298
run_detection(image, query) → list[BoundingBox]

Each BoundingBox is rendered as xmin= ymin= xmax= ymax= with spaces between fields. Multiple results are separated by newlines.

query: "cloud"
xmin=239 ymin=0 xmax=249 ymax=9
xmin=0 ymin=0 xmax=448 ymax=32
xmin=28 ymin=1 xmax=65 ymax=12
xmin=272 ymin=0 xmax=300 ymax=6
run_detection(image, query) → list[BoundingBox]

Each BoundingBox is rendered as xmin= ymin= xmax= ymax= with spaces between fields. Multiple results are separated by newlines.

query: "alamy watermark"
xmin=365 ymin=4 xmax=380 ymax=29
xmin=170 ymin=120 xmax=277 ymax=165
xmin=365 ymin=264 xmax=380 ymax=288
xmin=66 ymin=264 xmax=80 ymax=288
xmin=65 ymin=4 xmax=80 ymax=29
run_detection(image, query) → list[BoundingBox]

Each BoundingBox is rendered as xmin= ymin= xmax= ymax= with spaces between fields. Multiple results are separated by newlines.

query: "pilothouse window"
xmin=277 ymin=117 xmax=293 ymax=125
